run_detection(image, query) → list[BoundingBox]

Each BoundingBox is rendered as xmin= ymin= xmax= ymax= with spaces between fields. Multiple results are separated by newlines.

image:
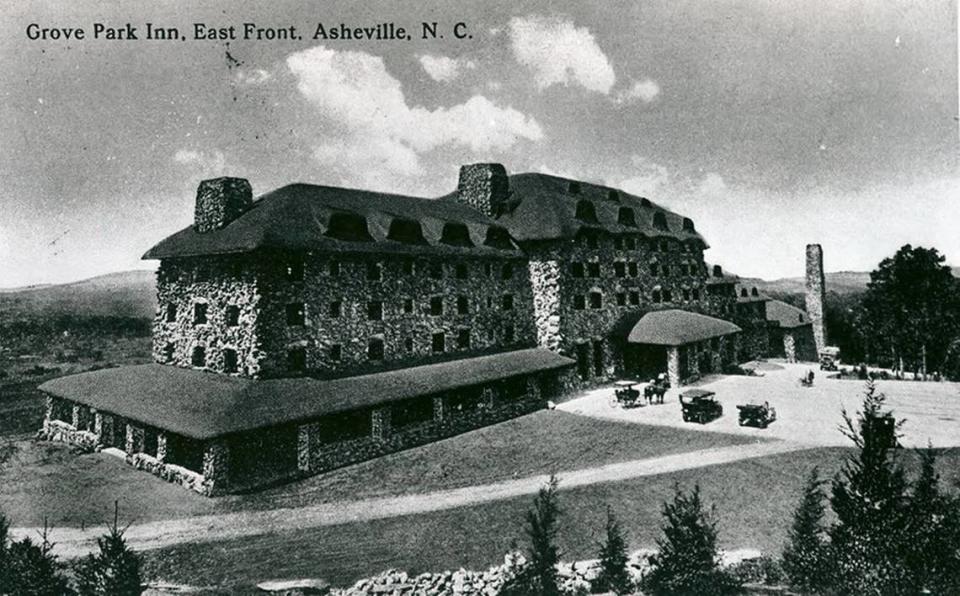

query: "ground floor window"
xmin=392 ymin=396 xmax=434 ymax=428
xmin=143 ymin=427 xmax=159 ymax=457
xmin=165 ymin=434 xmax=205 ymax=474
xmin=321 ymin=410 xmax=372 ymax=443
xmin=228 ymin=425 xmax=298 ymax=484
xmin=448 ymin=386 xmax=484 ymax=413
xmin=501 ymin=376 xmax=527 ymax=399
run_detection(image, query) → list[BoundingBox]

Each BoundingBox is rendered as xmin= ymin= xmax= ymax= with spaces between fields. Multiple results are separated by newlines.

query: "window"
xmin=402 ymin=259 xmax=415 ymax=275
xmin=288 ymin=347 xmax=307 ymax=371
xmin=653 ymin=212 xmax=669 ymax=231
xmin=575 ymin=200 xmax=599 ymax=223
xmin=455 ymin=263 xmax=469 ymax=279
xmin=485 ymin=226 xmax=515 ymax=250
xmin=194 ymin=266 xmax=209 ymax=282
xmin=285 ymin=258 xmax=304 ymax=281
xmin=366 ymin=262 xmax=381 ymax=281
xmin=326 ymin=212 xmax=373 ymax=241
xmin=693 ymin=288 xmax=701 ymax=300
xmin=568 ymin=181 xmax=581 ymax=194
xmin=329 ymin=300 xmax=342 ymax=318
xmin=608 ymin=189 xmax=620 ymax=201
xmin=503 ymin=323 xmax=515 ymax=343
xmin=193 ymin=303 xmax=208 ymax=325
xmin=613 ymin=237 xmax=623 ymax=250
xmin=586 ymin=233 xmax=599 ymax=249
xmin=663 ymin=289 xmax=673 ymax=302
xmin=367 ymin=300 xmax=383 ymax=321
xmin=659 ymin=240 xmax=669 ymax=252
xmin=440 ymin=222 xmax=474 ymax=247
xmin=403 ymin=298 xmax=414 ymax=314
xmin=571 ymin=262 xmax=585 ymax=278
xmin=225 ymin=305 xmax=240 ymax=326
xmin=429 ymin=263 xmax=443 ymax=279
xmin=574 ymin=295 xmax=586 ymax=310
xmin=430 ymin=296 xmax=444 ymax=316
xmin=404 ymin=337 xmax=413 ymax=352
xmin=286 ymin=303 xmax=305 ymax=326
xmin=662 ymin=265 xmax=670 ymax=276
xmin=223 ymin=349 xmax=238 ymax=373
xmin=457 ymin=329 xmax=471 ymax=349
xmin=457 ymin=296 xmax=469 ymax=315
xmin=652 ymin=289 xmax=662 ymax=303
xmin=682 ymin=288 xmax=691 ymax=301
xmin=329 ymin=344 xmax=342 ymax=361
xmin=650 ymin=263 xmax=659 ymax=277
xmin=484 ymin=262 xmax=493 ymax=277
xmin=616 ymin=293 xmax=627 ymax=306
xmin=432 ymin=333 xmax=445 ymax=353
xmin=614 ymin=262 xmax=626 ymax=278
xmin=486 ymin=296 xmax=494 ymax=309
xmin=683 ymin=217 xmax=696 ymax=232
xmin=328 ymin=260 xmax=341 ymax=277
xmin=387 ymin=218 xmax=427 ymax=244
xmin=628 ymin=262 xmax=639 ymax=277
xmin=163 ymin=343 xmax=175 ymax=363
xmin=191 ymin=346 xmax=206 ymax=367
xmin=618 ymin=207 xmax=637 ymax=227
xmin=165 ymin=303 xmax=176 ymax=323
xmin=629 ymin=291 xmax=640 ymax=305
xmin=587 ymin=262 xmax=601 ymax=277
xmin=624 ymin=236 xmax=636 ymax=250
xmin=501 ymin=263 xmax=513 ymax=280
xmin=368 ymin=338 xmax=384 ymax=361
xmin=502 ymin=294 xmax=514 ymax=311
xmin=589 ymin=292 xmax=603 ymax=309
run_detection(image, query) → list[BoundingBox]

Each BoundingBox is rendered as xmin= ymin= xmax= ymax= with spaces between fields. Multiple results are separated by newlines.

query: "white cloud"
xmin=233 ymin=68 xmax=272 ymax=86
xmin=418 ymin=54 xmax=476 ymax=82
xmin=508 ymin=15 xmax=616 ymax=94
xmin=286 ymin=45 xmax=543 ymax=191
xmin=611 ymin=156 xmax=671 ymax=197
xmin=173 ymin=149 xmax=228 ymax=178
xmin=616 ymin=78 xmax=661 ymax=104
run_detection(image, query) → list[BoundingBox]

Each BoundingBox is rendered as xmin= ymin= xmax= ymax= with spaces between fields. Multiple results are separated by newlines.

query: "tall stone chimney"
xmin=456 ymin=163 xmax=510 ymax=218
xmin=805 ymin=244 xmax=827 ymax=353
xmin=194 ymin=177 xmax=253 ymax=233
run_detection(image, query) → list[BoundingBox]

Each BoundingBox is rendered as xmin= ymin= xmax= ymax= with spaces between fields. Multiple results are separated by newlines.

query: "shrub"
xmin=3 ymin=525 xmax=70 ymax=595
xmin=73 ymin=504 xmax=143 ymax=595
xmin=593 ymin=506 xmax=632 ymax=595
xmin=501 ymin=475 xmax=562 ymax=596
xmin=781 ymin=467 xmax=831 ymax=593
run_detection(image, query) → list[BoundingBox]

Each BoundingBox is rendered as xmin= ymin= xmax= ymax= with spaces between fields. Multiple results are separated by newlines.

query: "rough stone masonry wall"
xmin=153 ymin=255 xmax=265 ymax=377
xmin=528 ymin=260 xmax=562 ymax=351
xmin=805 ymin=243 xmax=827 ymax=354
xmin=256 ymin=251 xmax=536 ymax=378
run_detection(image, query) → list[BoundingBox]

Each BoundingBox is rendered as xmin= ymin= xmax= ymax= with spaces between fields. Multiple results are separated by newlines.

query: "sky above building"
xmin=1 ymin=0 xmax=956 ymax=287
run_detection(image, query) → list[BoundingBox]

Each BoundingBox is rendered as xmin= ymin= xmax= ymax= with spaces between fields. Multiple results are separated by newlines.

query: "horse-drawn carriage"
xmin=613 ymin=380 xmax=643 ymax=408
xmin=680 ymin=389 xmax=723 ymax=424
xmin=737 ymin=402 xmax=777 ymax=428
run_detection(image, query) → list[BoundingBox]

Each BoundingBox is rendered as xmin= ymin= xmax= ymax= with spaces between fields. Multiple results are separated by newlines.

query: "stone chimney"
xmin=456 ymin=163 xmax=510 ymax=218
xmin=805 ymin=244 xmax=827 ymax=353
xmin=194 ymin=177 xmax=253 ymax=233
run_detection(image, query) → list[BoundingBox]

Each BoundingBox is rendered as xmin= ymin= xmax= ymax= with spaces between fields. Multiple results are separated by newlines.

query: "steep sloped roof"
xmin=39 ymin=348 xmax=574 ymax=439
xmin=766 ymin=300 xmax=812 ymax=329
xmin=143 ymin=183 xmax=522 ymax=260
xmin=439 ymin=173 xmax=708 ymax=246
xmin=627 ymin=309 xmax=742 ymax=346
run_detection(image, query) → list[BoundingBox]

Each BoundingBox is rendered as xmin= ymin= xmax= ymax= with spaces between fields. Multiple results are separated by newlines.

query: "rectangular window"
xmin=662 ymin=265 xmax=671 ymax=276
xmin=402 ymin=259 xmax=415 ymax=276
xmin=501 ymin=263 xmax=514 ymax=280
xmin=457 ymin=329 xmax=471 ymax=349
xmin=225 ymin=305 xmax=240 ymax=327
xmin=430 ymin=296 xmax=444 ymax=316
xmin=403 ymin=298 xmax=414 ymax=314
xmin=288 ymin=347 xmax=306 ymax=371
xmin=329 ymin=300 xmax=342 ymax=318
xmin=457 ymin=296 xmax=469 ymax=315
xmin=191 ymin=346 xmax=206 ymax=367
xmin=484 ymin=262 xmax=493 ymax=277
xmin=368 ymin=338 xmax=384 ymax=361
xmin=616 ymin=293 xmax=627 ymax=306
xmin=432 ymin=332 xmax=445 ymax=353
xmin=628 ymin=263 xmax=639 ymax=277
xmin=286 ymin=303 xmax=305 ymax=326
xmin=650 ymin=263 xmax=659 ymax=277
xmin=429 ymin=263 xmax=443 ymax=279
xmin=163 ymin=343 xmax=175 ymax=363
xmin=663 ymin=289 xmax=673 ymax=302
xmin=614 ymin=262 xmax=626 ymax=277
xmin=574 ymin=295 xmax=586 ymax=310
xmin=165 ymin=303 xmax=176 ymax=323
xmin=629 ymin=291 xmax=640 ymax=306
xmin=502 ymin=294 xmax=514 ymax=311
xmin=404 ymin=337 xmax=413 ymax=352
xmin=503 ymin=323 xmax=515 ymax=343
xmin=286 ymin=258 xmax=304 ymax=282
xmin=682 ymin=289 xmax=691 ymax=301
xmin=193 ymin=303 xmax=208 ymax=325
xmin=589 ymin=292 xmax=603 ymax=309
xmin=223 ymin=349 xmax=238 ymax=373
xmin=587 ymin=262 xmax=601 ymax=277
xmin=652 ymin=290 xmax=662 ymax=303
xmin=366 ymin=262 xmax=381 ymax=281
xmin=692 ymin=288 xmax=701 ymax=300
xmin=624 ymin=237 xmax=636 ymax=250
xmin=329 ymin=344 xmax=342 ymax=361
xmin=486 ymin=296 xmax=494 ymax=309
xmin=571 ymin=262 xmax=585 ymax=278
xmin=329 ymin=260 xmax=341 ymax=277
xmin=455 ymin=263 xmax=469 ymax=279
xmin=367 ymin=300 xmax=383 ymax=321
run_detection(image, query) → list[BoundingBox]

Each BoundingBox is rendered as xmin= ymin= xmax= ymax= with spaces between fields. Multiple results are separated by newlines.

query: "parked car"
xmin=680 ymin=389 xmax=723 ymax=424
xmin=737 ymin=402 xmax=777 ymax=428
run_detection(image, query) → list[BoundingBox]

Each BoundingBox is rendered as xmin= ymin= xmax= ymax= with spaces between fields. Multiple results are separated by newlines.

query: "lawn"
xmin=0 ymin=410 xmax=758 ymax=527
xmin=142 ymin=446 xmax=960 ymax=591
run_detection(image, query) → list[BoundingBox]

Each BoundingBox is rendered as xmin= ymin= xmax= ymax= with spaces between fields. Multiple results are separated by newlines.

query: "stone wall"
xmin=456 ymin=163 xmax=510 ymax=218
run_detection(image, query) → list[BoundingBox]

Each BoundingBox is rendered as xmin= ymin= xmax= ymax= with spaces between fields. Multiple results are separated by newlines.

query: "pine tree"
xmin=781 ymin=467 xmax=830 ymax=594
xmin=593 ymin=506 xmax=632 ymax=595
xmin=73 ymin=502 xmax=143 ymax=595
xmin=0 ymin=512 xmax=9 ymax=590
xmin=644 ymin=483 xmax=739 ymax=596
xmin=828 ymin=380 xmax=911 ymax=594
xmin=3 ymin=522 xmax=70 ymax=596
xmin=501 ymin=475 xmax=562 ymax=596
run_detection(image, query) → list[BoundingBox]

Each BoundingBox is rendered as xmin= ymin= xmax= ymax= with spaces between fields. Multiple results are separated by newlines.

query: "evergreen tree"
xmin=781 ymin=467 xmax=830 ymax=594
xmin=0 ymin=512 xmax=9 ymax=590
xmin=828 ymin=381 xmax=911 ymax=594
xmin=644 ymin=483 xmax=739 ymax=596
xmin=501 ymin=475 xmax=562 ymax=596
xmin=73 ymin=505 xmax=143 ymax=596
xmin=3 ymin=524 xmax=70 ymax=596
xmin=593 ymin=506 xmax=632 ymax=595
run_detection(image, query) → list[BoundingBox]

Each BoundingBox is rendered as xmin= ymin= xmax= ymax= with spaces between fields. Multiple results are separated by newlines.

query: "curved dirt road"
xmin=10 ymin=439 xmax=806 ymax=559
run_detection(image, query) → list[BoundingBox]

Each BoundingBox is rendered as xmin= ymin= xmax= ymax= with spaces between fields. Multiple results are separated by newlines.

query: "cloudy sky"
xmin=1 ymin=0 xmax=956 ymax=287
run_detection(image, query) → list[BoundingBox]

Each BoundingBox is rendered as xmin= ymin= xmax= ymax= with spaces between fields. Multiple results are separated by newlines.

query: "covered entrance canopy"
xmin=625 ymin=309 xmax=742 ymax=387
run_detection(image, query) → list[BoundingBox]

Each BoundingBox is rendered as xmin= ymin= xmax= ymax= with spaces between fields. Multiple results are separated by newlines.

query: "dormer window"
xmin=608 ymin=189 xmax=619 ymax=202
xmin=741 ymin=288 xmax=749 ymax=297
xmin=326 ymin=211 xmax=373 ymax=242
xmin=653 ymin=211 xmax=669 ymax=231
xmin=440 ymin=222 xmax=474 ymax=247
xmin=682 ymin=217 xmax=696 ymax=232
xmin=484 ymin=226 xmax=514 ymax=249
xmin=640 ymin=198 xmax=652 ymax=208
xmin=387 ymin=218 xmax=427 ymax=244
xmin=751 ymin=287 xmax=759 ymax=297
xmin=618 ymin=207 xmax=637 ymax=227
xmin=568 ymin=181 xmax=581 ymax=194
xmin=575 ymin=200 xmax=599 ymax=224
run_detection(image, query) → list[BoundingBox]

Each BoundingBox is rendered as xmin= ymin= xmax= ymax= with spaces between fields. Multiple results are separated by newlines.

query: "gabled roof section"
xmin=766 ymin=300 xmax=812 ymax=329
xmin=143 ymin=183 xmax=522 ymax=260
xmin=439 ymin=173 xmax=708 ymax=246
xmin=627 ymin=309 xmax=742 ymax=346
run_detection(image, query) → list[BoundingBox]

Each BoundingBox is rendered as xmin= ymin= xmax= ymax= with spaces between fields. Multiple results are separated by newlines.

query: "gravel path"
xmin=10 ymin=439 xmax=805 ymax=559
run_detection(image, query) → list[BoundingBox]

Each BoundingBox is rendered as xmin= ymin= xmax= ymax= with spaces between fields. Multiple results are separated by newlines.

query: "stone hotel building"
xmin=39 ymin=163 xmax=814 ymax=495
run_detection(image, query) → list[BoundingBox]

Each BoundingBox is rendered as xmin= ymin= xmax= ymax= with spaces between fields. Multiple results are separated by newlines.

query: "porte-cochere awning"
xmin=626 ymin=309 xmax=742 ymax=347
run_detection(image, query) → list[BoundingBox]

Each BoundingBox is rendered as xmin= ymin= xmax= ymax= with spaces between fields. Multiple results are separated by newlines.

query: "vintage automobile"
xmin=612 ymin=380 xmax=642 ymax=408
xmin=819 ymin=346 xmax=841 ymax=371
xmin=680 ymin=389 xmax=723 ymax=424
xmin=737 ymin=402 xmax=777 ymax=428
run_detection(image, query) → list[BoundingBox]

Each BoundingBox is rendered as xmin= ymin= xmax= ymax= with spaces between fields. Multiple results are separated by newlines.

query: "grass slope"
xmin=0 ymin=270 xmax=156 ymax=320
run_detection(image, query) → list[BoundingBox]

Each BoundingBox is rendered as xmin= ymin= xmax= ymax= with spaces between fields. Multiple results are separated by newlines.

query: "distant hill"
xmin=0 ymin=270 xmax=156 ymax=320
xmin=745 ymin=267 xmax=960 ymax=297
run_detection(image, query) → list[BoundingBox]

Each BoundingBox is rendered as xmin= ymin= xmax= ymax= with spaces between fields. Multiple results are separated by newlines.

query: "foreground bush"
xmin=73 ymin=511 xmax=143 ymax=595
xmin=592 ymin=507 xmax=632 ymax=595
xmin=500 ymin=475 xmax=563 ymax=596
xmin=781 ymin=467 xmax=830 ymax=593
